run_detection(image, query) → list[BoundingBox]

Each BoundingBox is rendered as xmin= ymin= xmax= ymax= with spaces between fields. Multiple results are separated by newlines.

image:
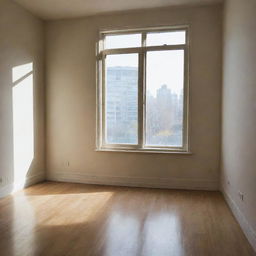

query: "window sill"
xmin=96 ymin=148 xmax=192 ymax=155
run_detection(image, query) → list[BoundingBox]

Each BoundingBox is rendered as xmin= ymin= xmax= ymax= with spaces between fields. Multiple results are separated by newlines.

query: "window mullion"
xmin=141 ymin=33 xmax=147 ymax=149
xmin=101 ymin=54 xmax=106 ymax=147
xmin=138 ymin=53 xmax=144 ymax=149
xmin=137 ymin=33 xmax=146 ymax=149
xmin=142 ymin=32 xmax=146 ymax=47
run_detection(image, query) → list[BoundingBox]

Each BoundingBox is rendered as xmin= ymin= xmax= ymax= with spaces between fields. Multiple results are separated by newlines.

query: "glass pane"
xmin=105 ymin=34 xmax=141 ymax=49
xmin=105 ymin=54 xmax=138 ymax=144
xmin=146 ymin=31 xmax=186 ymax=46
xmin=145 ymin=50 xmax=184 ymax=147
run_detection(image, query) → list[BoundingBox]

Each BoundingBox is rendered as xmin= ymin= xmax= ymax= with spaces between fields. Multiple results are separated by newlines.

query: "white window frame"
xmin=96 ymin=25 xmax=190 ymax=154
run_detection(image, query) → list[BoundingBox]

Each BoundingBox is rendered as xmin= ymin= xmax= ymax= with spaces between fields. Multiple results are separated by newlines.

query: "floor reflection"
xmin=141 ymin=213 xmax=183 ymax=256
xmin=104 ymin=212 xmax=140 ymax=256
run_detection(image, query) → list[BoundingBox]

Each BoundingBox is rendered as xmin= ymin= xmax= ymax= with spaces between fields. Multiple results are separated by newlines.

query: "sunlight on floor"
xmin=13 ymin=195 xmax=35 ymax=256
xmin=37 ymin=192 xmax=113 ymax=225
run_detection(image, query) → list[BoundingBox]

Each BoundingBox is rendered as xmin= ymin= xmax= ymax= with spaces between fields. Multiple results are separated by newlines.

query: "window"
xmin=97 ymin=26 xmax=189 ymax=153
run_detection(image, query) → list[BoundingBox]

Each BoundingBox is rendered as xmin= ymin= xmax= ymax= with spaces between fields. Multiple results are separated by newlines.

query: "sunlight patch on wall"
xmin=12 ymin=63 xmax=33 ymax=83
xmin=12 ymin=63 xmax=34 ymax=188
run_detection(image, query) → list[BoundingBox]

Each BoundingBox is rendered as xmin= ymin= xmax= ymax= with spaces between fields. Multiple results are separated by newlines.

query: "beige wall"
xmin=46 ymin=4 xmax=222 ymax=190
xmin=221 ymin=0 xmax=256 ymax=250
xmin=0 ymin=0 xmax=45 ymax=197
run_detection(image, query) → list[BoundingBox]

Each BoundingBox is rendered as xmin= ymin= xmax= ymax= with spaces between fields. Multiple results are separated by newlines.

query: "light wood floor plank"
xmin=0 ymin=182 xmax=255 ymax=256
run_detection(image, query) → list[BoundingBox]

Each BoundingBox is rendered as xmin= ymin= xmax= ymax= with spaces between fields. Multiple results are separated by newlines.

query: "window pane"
xmin=146 ymin=31 xmax=186 ymax=46
xmin=105 ymin=54 xmax=138 ymax=144
xmin=105 ymin=34 xmax=141 ymax=49
xmin=145 ymin=50 xmax=184 ymax=147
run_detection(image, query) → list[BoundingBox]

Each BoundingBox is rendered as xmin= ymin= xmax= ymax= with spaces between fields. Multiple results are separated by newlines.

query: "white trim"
xmin=96 ymin=148 xmax=192 ymax=154
xmin=101 ymin=45 xmax=187 ymax=55
xmin=47 ymin=171 xmax=218 ymax=191
xmin=100 ymin=25 xmax=189 ymax=35
xmin=222 ymin=188 xmax=256 ymax=252
xmin=97 ymin=25 xmax=190 ymax=153
xmin=0 ymin=172 xmax=45 ymax=199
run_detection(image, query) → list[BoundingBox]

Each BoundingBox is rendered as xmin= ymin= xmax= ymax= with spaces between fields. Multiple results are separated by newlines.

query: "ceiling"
xmin=14 ymin=0 xmax=223 ymax=20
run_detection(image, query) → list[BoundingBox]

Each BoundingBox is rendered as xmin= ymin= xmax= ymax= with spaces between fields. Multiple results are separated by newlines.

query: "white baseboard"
xmin=0 ymin=172 xmax=45 ymax=199
xmin=47 ymin=171 xmax=219 ymax=191
xmin=222 ymin=188 xmax=256 ymax=252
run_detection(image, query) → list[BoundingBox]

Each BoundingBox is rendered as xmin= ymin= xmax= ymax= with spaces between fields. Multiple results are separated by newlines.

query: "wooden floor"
xmin=0 ymin=182 xmax=255 ymax=256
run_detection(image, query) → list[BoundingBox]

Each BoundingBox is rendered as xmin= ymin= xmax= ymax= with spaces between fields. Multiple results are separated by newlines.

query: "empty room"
xmin=0 ymin=0 xmax=255 ymax=255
